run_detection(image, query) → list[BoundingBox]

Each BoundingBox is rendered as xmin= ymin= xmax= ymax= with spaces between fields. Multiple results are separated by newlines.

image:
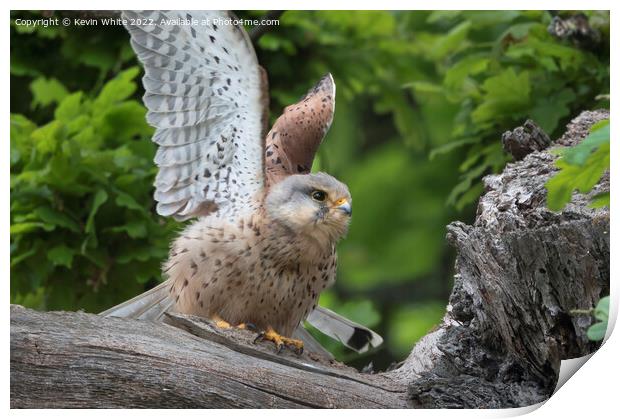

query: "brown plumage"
xmin=102 ymin=11 xmax=382 ymax=354
xmin=264 ymin=74 xmax=335 ymax=188
xmin=168 ymin=181 xmax=342 ymax=336
xmin=162 ymin=72 xmax=344 ymax=336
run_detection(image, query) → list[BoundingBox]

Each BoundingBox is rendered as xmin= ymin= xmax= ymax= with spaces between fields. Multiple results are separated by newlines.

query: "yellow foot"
xmin=210 ymin=314 xmax=231 ymax=329
xmin=211 ymin=316 xmax=258 ymax=332
xmin=253 ymin=327 xmax=304 ymax=355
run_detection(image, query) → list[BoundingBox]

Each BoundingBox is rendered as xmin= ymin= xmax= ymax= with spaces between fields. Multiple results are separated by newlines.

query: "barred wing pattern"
xmin=123 ymin=10 xmax=265 ymax=220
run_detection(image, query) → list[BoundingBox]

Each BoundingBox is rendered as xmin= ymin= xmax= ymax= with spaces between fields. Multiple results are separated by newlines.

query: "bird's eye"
xmin=311 ymin=190 xmax=327 ymax=202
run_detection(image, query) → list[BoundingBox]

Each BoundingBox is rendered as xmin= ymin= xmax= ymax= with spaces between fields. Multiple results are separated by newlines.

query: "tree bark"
xmin=10 ymin=110 xmax=610 ymax=408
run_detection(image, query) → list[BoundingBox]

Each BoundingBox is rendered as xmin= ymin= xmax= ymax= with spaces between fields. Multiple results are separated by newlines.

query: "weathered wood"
xmin=10 ymin=306 xmax=406 ymax=408
xmin=394 ymin=109 xmax=609 ymax=408
xmin=10 ymin=110 xmax=609 ymax=408
xmin=501 ymin=119 xmax=551 ymax=160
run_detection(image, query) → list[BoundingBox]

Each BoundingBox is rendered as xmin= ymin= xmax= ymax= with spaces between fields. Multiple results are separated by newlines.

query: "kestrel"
xmin=102 ymin=10 xmax=382 ymax=354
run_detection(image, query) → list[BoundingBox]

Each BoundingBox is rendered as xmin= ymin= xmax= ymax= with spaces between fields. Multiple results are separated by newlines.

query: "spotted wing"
xmin=123 ymin=10 xmax=265 ymax=220
xmin=264 ymin=74 xmax=335 ymax=188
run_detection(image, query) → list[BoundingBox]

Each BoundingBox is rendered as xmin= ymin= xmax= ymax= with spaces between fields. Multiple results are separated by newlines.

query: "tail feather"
xmin=306 ymin=306 xmax=383 ymax=353
xmin=137 ymin=294 xmax=175 ymax=321
xmin=293 ymin=326 xmax=334 ymax=359
xmin=100 ymin=282 xmax=382 ymax=355
xmin=100 ymin=280 xmax=173 ymax=321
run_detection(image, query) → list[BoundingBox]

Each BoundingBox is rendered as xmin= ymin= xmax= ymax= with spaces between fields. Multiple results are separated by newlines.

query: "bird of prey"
xmin=101 ymin=10 xmax=382 ymax=355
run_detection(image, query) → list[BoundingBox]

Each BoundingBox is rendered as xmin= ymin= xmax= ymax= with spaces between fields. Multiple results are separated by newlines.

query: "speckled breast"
xmin=166 ymin=214 xmax=336 ymax=336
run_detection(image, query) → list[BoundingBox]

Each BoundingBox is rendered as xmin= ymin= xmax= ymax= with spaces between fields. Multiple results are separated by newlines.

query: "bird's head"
xmin=265 ymin=172 xmax=352 ymax=246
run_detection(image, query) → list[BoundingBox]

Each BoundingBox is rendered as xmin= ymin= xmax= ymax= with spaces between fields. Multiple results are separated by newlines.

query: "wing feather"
xmin=123 ymin=10 xmax=265 ymax=220
xmin=264 ymin=74 xmax=335 ymax=188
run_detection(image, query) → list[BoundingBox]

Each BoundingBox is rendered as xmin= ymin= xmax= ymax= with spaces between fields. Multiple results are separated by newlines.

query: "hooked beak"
xmin=334 ymin=198 xmax=352 ymax=216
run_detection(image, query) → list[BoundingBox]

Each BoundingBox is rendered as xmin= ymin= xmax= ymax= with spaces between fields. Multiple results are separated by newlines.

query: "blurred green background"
xmin=10 ymin=10 xmax=609 ymax=370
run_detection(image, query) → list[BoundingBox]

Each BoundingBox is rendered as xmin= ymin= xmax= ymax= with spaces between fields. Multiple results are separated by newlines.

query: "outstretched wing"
xmin=123 ymin=10 xmax=265 ymax=220
xmin=264 ymin=74 xmax=335 ymax=187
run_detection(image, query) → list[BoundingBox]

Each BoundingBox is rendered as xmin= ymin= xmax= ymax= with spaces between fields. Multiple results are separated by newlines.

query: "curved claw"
xmin=252 ymin=327 xmax=304 ymax=356
xmin=289 ymin=343 xmax=304 ymax=355
xmin=253 ymin=332 xmax=266 ymax=344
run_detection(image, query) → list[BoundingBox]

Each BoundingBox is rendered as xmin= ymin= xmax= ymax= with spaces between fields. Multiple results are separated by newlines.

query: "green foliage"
xmin=10 ymin=67 xmax=177 ymax=311
xmin=587 ymin=296 xmax=609 ymax=341
xmin=564 ymin=120 xmax=610 ymax=165
xmin=545 ymin=119 xmax=610 ymax=211
xmin=410 ymin=11 xmax=610 ymax=209
xmin=388 ymin=302 xmax=446 ymax=357
xmin=30 ymin=77 xmax=69 ymax=109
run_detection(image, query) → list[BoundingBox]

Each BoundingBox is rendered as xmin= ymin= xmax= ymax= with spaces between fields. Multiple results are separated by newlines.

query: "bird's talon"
xmin=290 ymin=344 xmax=304 ymax=355
xmin=287 ymin=341 xmax=304 ymax=355
xmin=253 ymin=327 xmax=304 ymax=355
xmin=210 ymin=314 xmax=232 ymax=329
xmin=253 ymin=332 xmax=265 ymax=344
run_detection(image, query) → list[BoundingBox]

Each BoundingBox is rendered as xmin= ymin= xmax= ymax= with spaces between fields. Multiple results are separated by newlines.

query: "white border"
xmin=4 ymin=1 xmax=617 ymax=417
